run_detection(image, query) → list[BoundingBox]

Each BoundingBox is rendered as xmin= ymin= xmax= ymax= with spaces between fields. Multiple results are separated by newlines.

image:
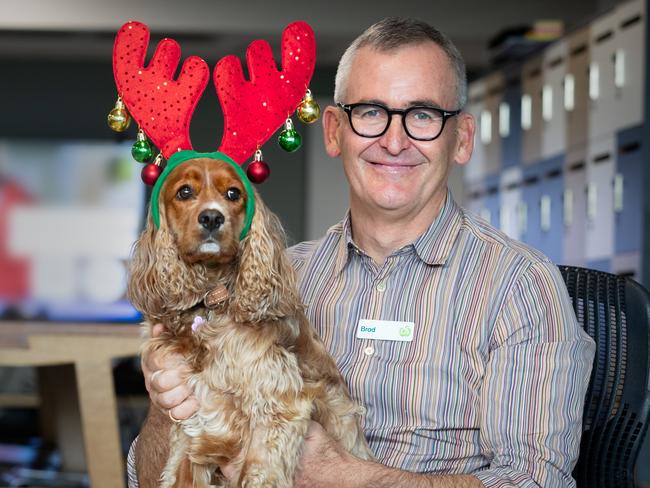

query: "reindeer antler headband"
xmin=107 ymin=21 xmax=319 ymax=233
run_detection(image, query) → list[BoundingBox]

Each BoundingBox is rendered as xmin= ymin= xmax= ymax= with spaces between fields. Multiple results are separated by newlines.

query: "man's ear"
xmin=322 ymin=105 xmax=343 ymax=158
xmin=453 ymin=112 xmax=475 ymax=165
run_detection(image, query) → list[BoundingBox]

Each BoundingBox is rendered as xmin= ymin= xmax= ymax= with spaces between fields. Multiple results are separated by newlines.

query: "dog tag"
xmin=204 ymin=285 xmax=229 ymax=309
xmin=356 ymin=319 xmax=414 ymax=342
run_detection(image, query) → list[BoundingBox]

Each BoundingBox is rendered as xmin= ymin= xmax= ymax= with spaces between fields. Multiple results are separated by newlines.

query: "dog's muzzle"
xmin=198 ymin=209 xmax=225 ymax=232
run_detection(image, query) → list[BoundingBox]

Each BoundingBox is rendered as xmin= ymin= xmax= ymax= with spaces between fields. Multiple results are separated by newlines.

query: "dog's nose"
xmin=198 ymin=209 xmax=225 ymax=231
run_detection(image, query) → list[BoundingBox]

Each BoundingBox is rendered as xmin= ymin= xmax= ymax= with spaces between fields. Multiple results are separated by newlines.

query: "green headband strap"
xmin=150 ymin=150 xmax=255 ymax=240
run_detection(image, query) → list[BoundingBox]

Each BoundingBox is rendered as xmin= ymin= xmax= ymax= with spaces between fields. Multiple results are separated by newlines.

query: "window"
xmin=540 ymin=195 xmax=551 ymax=231
xmin=521 ymin=94 xmax=532 ymax=130
xmin=480 ymin=109 xmax=492 ymax=144
xmin=589 ymin=62 xmax=600 ymax=100
xmin=563 ymin=189 xmax=573 ymax=226
xmin=614 ymin=49 xmax=626 ymax=88
xmin=587 ymin=182 xmax=598 ymax=220
xmin=564 ymin=74 xmax=575 ymax=111
xmin=542 ymin=85 xmax=553 ymax=121
xmin=614 ymin=173 xmax=624 ymax=212
xmin=500 ymin=204 xmax=510 ymax=233
xmin=499 ymin=102 xmax=510 ymax=137
xmin=517 ymin=201 xmax=528 ymax=235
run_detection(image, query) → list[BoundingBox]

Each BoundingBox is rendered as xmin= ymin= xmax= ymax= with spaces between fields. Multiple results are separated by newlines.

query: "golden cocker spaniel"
xmin=127 ymin=157 xmax=373 ymax=487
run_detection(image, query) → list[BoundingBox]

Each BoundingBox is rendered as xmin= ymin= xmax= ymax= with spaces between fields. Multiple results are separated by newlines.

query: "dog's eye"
xmin=176 ymin=185 xmax=194 ymax=200
xmin=225 ymin=187 xmax=241 ymax=201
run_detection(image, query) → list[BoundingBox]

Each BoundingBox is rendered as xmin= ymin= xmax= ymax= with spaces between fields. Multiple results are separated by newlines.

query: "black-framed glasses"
xmin=337 ymin=102 xmax=461 ymax=141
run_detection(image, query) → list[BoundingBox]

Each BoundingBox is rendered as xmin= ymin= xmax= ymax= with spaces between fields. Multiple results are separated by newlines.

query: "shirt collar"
xmin=411 ymin=190 xmax=464 ymax=266
xmin=333 ymin=211 xmax=356 ymax=274
xmin=332 ymin=189 xmax=464 ymax=273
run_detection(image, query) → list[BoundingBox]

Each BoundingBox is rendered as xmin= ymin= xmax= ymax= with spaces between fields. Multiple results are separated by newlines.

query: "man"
xmin=130 ymin=17 xmax=595 ymax=487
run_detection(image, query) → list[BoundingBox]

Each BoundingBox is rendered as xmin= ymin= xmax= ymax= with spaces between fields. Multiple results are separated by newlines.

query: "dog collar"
xmin=150 ymin=150 xmax=255 ymax=240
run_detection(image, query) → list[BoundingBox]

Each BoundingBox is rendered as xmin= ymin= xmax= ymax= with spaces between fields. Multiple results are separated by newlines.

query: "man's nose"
xmin=198 ymin=209 xmax=225 ymax=231
xmin=379 ymin=114 xmax=411 ymax=153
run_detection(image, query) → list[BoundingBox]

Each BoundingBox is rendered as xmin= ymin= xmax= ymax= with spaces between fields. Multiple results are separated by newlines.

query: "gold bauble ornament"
xmin=297 ymin=89 xmax=320 ymax=124
xmin=107 ymin=97 xmax=131 ymax=132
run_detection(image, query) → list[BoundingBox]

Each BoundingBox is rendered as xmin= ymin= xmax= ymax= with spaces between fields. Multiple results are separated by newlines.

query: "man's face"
xmin=324 ymin=42 xmax=474 ymax=220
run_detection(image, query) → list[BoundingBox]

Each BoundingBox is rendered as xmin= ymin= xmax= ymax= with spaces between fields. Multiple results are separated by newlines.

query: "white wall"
xmin=304 ymin=98 xmax=349 ymax=241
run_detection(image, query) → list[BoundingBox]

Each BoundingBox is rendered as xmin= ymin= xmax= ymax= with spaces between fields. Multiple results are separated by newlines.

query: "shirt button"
xmin=376 ymin=280 xmax=387 ymax=292
xmin=359 ymin=405 xmax=367 ymax=415
xmin=364 ymin=346 xmax=375 ymax=356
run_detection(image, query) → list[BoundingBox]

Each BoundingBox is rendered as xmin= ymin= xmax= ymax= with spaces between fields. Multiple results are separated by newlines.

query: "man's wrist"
xmin=350 ymin=459 xmax=483 ymax=488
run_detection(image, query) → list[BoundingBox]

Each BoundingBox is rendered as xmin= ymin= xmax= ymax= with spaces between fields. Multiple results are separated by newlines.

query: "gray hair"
xmin=334 ymin=17 xmax=467 ymax=109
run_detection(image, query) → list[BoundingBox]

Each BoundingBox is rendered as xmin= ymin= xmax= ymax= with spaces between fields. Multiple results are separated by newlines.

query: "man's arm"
xmin=294 ymin=422 xmax=482 ymax=488
xmin=133 ymin=407 xmax=172 ymax=488
xmin=473 ymin=261 xmax=595 ymax=486
xmin=129 ymin=324 xmax=200 ymax=486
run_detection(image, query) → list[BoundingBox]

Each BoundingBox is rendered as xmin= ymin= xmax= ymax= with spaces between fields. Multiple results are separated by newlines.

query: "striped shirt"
xmin=126 ymin=192 xmax=594 ymax=487
xmin=288 ymin=192 xmax=594 ymax=487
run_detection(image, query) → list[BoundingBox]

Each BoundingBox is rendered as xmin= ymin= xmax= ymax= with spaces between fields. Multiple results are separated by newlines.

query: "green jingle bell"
xmin=278 ymin=118 xmax=302 ymax=152
xmin=131 ymin=130 xmax=154 ymax=163
xmin=278 ymin=129 xmax=302 ymax=152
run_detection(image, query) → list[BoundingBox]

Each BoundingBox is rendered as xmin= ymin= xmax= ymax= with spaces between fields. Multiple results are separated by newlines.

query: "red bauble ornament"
xmin=141 ymin=163 xmax=163 ymax=185
xmin=247 ymin=160 xmax=270 ymax=184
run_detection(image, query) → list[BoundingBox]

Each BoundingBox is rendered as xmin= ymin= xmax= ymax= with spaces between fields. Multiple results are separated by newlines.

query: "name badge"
xmin=356 ymin=319 xmax=415 ymax=342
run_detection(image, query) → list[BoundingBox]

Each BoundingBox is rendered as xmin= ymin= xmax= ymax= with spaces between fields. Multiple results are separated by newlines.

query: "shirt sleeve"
xmin=126 ymin=436 xmax=140 ymax=488
xmin=474 ymin=261 xmax=595 ymax=487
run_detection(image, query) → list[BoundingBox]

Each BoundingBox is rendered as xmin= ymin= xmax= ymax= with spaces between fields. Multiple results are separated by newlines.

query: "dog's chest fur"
xmin=173 ymin=309 xmax=305 ymax=446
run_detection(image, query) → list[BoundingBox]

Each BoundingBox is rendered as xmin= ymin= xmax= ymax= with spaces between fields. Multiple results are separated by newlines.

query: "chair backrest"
xmin=559 ymin=265 xmax=650 ymax=487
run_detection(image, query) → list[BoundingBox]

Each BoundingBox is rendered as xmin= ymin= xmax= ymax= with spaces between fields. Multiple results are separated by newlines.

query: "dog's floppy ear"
xmin=127 ymin=203 xmax=210 ymax=319
xmin=229 ymin=194 xmax=301 ymax=323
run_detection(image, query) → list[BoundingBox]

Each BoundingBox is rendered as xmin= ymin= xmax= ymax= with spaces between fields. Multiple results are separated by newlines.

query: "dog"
xmin=127 ymin=156 xmax=374 ymax=487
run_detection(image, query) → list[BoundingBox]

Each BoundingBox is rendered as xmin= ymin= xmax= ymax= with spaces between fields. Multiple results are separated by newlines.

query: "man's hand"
xmin=293 ymin=422 xmax=482 ymax=488
xmin=215 ymin=422 xmax=362 ymax=487
xmin=294 ymin=421 xmax=364 ymax=488
xmin=142 ymin=323 xmax=199 ymax=420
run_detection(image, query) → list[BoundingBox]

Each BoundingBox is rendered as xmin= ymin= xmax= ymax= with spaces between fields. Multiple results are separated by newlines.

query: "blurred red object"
xmin=0 ymin=178 xmax=32 ymax=302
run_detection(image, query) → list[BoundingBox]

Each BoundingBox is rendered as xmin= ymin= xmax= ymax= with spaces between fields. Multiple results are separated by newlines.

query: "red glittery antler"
xmin=214 ymin=21 xmax=316 ymax=164
xmin=113 ymin=21 xmax=210 ymax=159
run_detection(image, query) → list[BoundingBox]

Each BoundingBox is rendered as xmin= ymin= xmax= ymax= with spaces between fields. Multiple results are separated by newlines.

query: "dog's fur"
xmin=128 ymin=158 xmax=373 ymax=487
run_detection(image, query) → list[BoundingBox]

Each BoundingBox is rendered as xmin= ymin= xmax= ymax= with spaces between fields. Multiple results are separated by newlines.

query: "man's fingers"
xmin=167 ymin=396 xmax=200 ymax=421
xmin=141 ymin=323 xmax=168 ymax=375
xmin=151 ymin=323 xmax=165 ymax=337
xmin=143 ymin=352 xmax=190 ymax=391
xmin=149 ymin=369 xmax=162 ymax=384
xmin=153 ymin=383 xmax=193 ymax=410
xmin=142 ymin=324 xmax=198 ymax=418
xmin=150 ymin=367 xmax=186 ymax=392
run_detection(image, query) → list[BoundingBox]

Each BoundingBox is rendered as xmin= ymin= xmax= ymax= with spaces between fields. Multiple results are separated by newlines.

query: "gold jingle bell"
xmin=297 ymin=89 xmax=320 ymax=124
xmin=107 ymin=97 xmax=131 ymax=132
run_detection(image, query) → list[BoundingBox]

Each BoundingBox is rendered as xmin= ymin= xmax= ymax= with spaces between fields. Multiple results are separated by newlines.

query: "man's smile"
xmin=365 ymin=159 xmax=423 ymax=174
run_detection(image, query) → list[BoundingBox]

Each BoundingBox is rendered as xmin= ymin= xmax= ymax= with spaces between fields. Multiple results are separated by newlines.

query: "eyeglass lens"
xmin=349 ymin=104 xmax=445 ymax=139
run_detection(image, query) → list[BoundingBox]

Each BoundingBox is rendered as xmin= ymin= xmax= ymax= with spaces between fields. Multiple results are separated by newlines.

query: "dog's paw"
xmin=240 ymin=466 xmax=289 ymax=488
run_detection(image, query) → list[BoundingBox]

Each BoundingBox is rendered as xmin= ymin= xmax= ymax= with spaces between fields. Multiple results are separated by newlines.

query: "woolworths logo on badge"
xmin=399 ymin=326 xmax=413 ymax=337
xmin=356 ymin=319 xmax=415 ymax=342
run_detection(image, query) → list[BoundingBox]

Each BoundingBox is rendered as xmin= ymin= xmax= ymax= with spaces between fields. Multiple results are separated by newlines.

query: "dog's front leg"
xmin=237 ymin=395 xmax=312 ymax=488
xmin=160 ymin=422 xmax=229 ymax=488
xmin=312 ymin=390 xmax=374 ymax=462
xmin=159 ymin=424 xmax=195 ymax=488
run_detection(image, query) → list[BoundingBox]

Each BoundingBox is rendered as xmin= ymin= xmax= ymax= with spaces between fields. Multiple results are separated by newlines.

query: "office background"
xmin=0 ymin=0 xmax=648 ymax=486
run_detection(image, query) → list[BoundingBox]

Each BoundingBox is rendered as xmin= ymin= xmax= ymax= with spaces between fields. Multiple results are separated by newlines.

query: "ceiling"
xmin=0 ymin=0 xmax=621 ymax=78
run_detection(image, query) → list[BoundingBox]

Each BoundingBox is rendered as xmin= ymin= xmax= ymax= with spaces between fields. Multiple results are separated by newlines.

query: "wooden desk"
xmin=0 ymin=322 xmax=144 ymax=488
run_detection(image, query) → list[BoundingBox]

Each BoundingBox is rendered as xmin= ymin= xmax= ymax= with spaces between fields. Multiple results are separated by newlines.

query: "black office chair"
xmin=559 ymin=265 xmax=650 ymax=487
